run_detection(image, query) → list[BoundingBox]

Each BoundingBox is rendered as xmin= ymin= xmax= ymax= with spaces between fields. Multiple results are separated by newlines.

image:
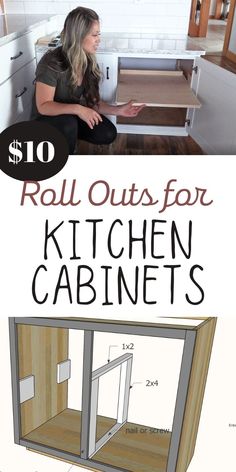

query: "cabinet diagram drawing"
xmin=9 ymin=316 xmax=216 ymax=472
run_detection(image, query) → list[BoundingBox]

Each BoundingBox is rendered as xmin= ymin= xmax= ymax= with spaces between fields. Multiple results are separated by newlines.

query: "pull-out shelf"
xmin=115 ymin=69 xmax=201 ymax=135
xmin=116 ymin=69 xmax=201 ymax=109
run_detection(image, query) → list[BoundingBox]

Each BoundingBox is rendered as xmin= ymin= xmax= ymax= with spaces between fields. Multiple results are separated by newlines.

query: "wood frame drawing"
xmin=88 ymin=353 xmax=133 ymax=458
xmin=9 ymin=316 xmax=217 ymax=472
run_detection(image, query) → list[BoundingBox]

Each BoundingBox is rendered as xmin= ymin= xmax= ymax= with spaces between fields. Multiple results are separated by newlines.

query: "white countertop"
xmin=0 ymin=14 xmax=58 ymax=46
xmin=98 ymin=32 xmax=204 ymax=56
xmin=0 ymin=13 xmax=204 ymax=57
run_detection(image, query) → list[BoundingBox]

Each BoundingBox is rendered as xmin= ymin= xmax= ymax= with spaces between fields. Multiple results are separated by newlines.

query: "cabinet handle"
xmin=106 ymin=66 xmax=110 ymax=80
xmin=15 ymin=87 xmax=27 ymax=98
xmin=10 ymin=51 xmax=23 ymax=60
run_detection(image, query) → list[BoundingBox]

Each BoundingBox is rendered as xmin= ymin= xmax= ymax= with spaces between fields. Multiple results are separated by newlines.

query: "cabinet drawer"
xmin=116 ymin=69 xmax=201 ymax=108
xmin=0 ymin=31 xmax=36 ymax=84
xmin=0 ymin=59 xmax=36 ymax=132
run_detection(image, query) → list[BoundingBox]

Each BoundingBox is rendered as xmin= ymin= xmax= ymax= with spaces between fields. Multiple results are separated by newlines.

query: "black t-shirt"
xmin=31 ymin=48 xmax=84 ymax=119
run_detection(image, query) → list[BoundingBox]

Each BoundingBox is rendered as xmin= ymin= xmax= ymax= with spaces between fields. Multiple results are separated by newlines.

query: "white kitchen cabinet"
xmin=96 ymin=52 xmax=202 ymax=137
xmin=0 ymin=33 xmax=36 ymax=132
xmin=188 ymin=56 xmax=236 ymax=155
xmin=0 ymin=31 xmax=36 ymax=84
xmin=0 ymin=15 xmax=59 ymax=132
xmin=0 ymin=59 xmax=36 ymax=130
xmin=96 ymin=48 xmax=236 ymax=153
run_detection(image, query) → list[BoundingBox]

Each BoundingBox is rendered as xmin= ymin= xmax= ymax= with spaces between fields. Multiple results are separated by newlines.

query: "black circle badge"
xmin=0 ymin=121 xmax=69 ymax=181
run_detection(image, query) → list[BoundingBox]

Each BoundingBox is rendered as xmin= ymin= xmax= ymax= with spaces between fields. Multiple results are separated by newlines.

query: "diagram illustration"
xmin=9 ymin=316 xmax=216 ymax=472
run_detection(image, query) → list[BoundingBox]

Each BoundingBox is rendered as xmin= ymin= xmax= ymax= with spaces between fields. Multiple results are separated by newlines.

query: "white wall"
xmin=5 ymin=0 xmax=192 ymax=36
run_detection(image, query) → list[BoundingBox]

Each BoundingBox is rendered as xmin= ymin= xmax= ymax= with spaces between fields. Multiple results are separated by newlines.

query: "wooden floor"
xmin=190 ymin=20 xmax=236 ymax=75
xmin=24 ymin=408 xmax=171 ymax=472
xmin=204 ymin=53 xmax=236 ymax=74
xmin=189 ymin=22 xmax=226 ymax=53
xmin=78 ymin=134 xmax=204 ymax=155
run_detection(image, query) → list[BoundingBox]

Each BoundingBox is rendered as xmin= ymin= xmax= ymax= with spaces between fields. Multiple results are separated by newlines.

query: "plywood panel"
xmin=25 ymin=408 xmax=82 ymax=454
xmin=18 ymin=325 xmax=68 ymax=437
xmin=25 ymin=409 xmax=116 ymax=456
xmin=25 ymin=409 xmax=171 ymax=471
xmin=176 ymin=317 xmax=217 ymax=472
xmin=116 ymin=70 xmax=201 ymax=108
xmin=94 ymin=419 xmax=171 ymax=471
xmin=117 ymin=106 xmax=187 ymax=126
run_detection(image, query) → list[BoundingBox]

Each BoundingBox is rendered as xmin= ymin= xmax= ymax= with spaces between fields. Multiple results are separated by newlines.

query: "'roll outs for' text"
xmin=21 ymin=179 xmax=213 ymax=213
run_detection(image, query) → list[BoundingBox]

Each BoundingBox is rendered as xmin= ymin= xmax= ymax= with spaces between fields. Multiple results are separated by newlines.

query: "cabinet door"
xmin=0 ymin=59 xmax=36 ymax=132
xmin=189 ymin=56 xmax=236 ymax=154
xmin=96 ymin=53 xmax=117 ymax=103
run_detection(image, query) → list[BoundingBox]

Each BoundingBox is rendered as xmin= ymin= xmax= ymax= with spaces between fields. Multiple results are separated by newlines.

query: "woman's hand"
xmin=117 ymin=100 xmax=146 ymax=117
xmin=77 ymin=105 xmax=103 ymax=129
